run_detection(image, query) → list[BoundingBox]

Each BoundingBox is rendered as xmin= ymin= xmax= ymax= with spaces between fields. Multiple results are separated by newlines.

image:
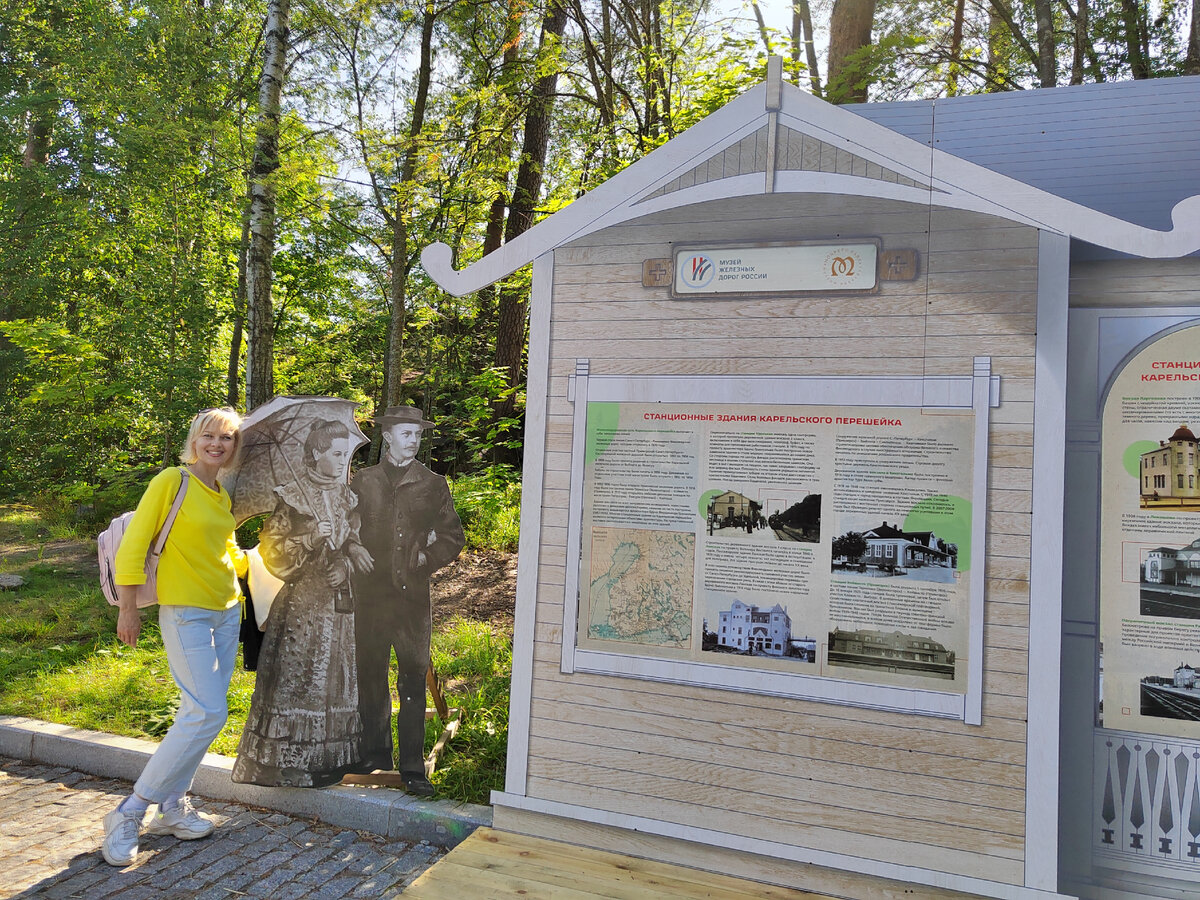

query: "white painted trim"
xmin=421 ymin=81 xmax=1200 ymax=297
xmin=503 ymin=251 xmax=555 ymax=795
xmin=966 ymin=357 xmax=992 ymax=726
xmin=560 ymin=360 xmax=590 ymax=675
xmin=929 ymin=155 xmax=1200 ymax=260
xmin=490 ymin=791 xmax=1077 ymax=900
xmin=764 ymin=111 xmax=778 ymax=193
xmin=780 ymin=94 xmax=1200 ymax=257
xmin=1026 ymin=231 xmax=1070 ymax=890
xmin=572 ymin=649 xmax=964 ymax=718
xmin=563 ymin=371 xmax=996 ymax=722
xmin=585 ymin=373 xmax=987 ymax=407
xmin=765 ymin=55 xmax=783 ymax=111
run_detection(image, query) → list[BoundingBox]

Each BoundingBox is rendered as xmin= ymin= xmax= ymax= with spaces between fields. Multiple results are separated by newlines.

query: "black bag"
xmin=239 ymin=577 xmax=264 ymax=671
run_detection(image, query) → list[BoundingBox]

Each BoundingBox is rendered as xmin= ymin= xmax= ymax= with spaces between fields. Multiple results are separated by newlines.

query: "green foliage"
xmin=0 ymin=531 xmax=257 ymax=751
xmin=3 ymin=0 xmax=1194 ymax=518
xmin=450 ymin=466 xmax=522 ymax=552
xmin=0 ymin=503 xmax=512 ymax=803
xmin=426 ymin=618 xmax=512 ymax=805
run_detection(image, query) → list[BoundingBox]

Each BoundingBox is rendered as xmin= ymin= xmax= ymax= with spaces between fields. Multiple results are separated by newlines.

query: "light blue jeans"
xmin=133 ymin=603 xmax=241 ymax=803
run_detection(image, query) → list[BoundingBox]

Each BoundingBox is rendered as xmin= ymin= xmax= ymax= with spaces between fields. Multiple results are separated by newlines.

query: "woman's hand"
xmin=116 ymin=587 xmax=141 ymax=648
xmin=303 ymin=521 xmax=333 ymax=550
xmin=326 ymin=559 xmax=350 ymax=588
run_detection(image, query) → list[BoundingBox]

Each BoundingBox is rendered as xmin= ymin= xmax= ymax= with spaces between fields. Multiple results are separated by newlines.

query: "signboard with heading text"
xmin=671 ymin=241 xmax=879 ymax=297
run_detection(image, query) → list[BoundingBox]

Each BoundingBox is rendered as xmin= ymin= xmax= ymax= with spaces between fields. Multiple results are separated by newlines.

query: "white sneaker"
xmin=101 ymin=806 xmax=143 ymax=866
xmin=146 ymin=797 xmax=215 ymax=840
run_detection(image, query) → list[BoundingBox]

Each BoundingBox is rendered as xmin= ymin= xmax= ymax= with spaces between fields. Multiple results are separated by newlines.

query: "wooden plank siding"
xmin=513 ymin=192 xmax=1038 ymax=893
xmin=491 ymin=809 xmax=1002 ymax=900
xmin=405 ymin=827 xmax=851 ymax=900
xmin=1068 ymin=258 xmax=1200 ymax=308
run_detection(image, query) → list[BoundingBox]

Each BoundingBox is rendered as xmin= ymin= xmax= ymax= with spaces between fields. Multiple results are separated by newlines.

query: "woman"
xmin=102 ymin=407 xmax=246 ymax=868
xmin=231 ymin=419 xmax=373 ymax=787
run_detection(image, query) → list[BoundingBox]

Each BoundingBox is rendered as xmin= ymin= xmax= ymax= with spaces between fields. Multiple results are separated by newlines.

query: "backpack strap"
xmin=149 ymin=468 xmax=190 ymax=559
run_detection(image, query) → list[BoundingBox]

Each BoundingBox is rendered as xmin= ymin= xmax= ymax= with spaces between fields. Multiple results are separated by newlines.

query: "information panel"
xmin=576 ymin=401 xmax=976 ymax=695
xmin=1101 ymin=323 xmax=1200 ymax=739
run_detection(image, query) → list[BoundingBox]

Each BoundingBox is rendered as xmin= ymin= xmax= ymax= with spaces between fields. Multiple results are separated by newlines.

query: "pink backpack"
xmin=98 ymin=470 xmax=190 ymax=607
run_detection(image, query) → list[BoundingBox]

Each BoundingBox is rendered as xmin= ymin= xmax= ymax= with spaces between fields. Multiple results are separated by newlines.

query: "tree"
xmin=827 ymin=0 xmax=878 ymax=102
xmin=833 ymin=531 xmax=868 ymax=562
xmin=492 ymin=0 xmax=569 ymax=434
xmin=1190 ymin=0 xmax=1200 ymax=72
xmin=247 ymin=0 xmax=291 ymax=410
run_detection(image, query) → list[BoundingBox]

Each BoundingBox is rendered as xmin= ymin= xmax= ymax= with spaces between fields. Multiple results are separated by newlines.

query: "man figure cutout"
xmin=353 ymin=406 xmax=465 ymax=795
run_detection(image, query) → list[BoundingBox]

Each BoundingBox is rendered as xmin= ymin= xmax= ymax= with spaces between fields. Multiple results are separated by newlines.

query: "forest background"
xmin=3 ymin=0 xmax=1198 ymax=519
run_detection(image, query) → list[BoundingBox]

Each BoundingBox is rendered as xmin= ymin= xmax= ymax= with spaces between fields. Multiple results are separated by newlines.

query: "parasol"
xmin=220 ymin=396 xmax=369 ymax=525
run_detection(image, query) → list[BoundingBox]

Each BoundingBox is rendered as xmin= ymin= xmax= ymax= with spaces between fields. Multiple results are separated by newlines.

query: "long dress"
xmin=231 ymin=478 xmax=366 ymax=787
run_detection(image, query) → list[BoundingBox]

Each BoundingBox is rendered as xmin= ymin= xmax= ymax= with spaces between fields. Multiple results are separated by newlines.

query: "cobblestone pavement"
xmin=0 ymin=758 xmax=446 ymax=899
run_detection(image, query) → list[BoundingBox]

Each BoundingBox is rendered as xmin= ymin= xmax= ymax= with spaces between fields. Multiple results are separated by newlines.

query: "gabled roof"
xmin=847 ymin=78 xmax=1200 ymax=241
xmin=422 ymin=62 xmax=1200 ymax=296
xmin=864 ymin=522 xmax=906 ymax=538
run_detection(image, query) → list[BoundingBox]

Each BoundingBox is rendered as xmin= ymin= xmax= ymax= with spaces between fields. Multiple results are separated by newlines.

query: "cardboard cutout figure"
xmin=352 ymin=406 xmax=465 ymax=795
xmin=230 ymin=414 xmax=374 ymax=787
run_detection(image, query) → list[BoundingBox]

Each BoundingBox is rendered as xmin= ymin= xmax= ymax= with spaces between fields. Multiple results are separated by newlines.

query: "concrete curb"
xmin=0 ymin=715 xmax=490 ymax=848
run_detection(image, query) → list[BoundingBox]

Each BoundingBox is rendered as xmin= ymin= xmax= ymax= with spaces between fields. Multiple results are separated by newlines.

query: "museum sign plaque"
xmin=672 ymin=241 xmax=879 ymax=297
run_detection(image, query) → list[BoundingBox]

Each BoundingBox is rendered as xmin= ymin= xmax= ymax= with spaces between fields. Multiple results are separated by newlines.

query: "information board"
xmin=575 ymin=400 xmax=976 ymax=695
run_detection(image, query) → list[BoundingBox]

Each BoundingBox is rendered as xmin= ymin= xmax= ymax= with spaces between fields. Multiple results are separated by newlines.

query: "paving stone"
xmin=1 ymin=760 xmax=448 ymax=898
xmin=256 ymin=881 xmax=313 ymax=900
xmin=348 ymin=870 xmax=405 ymax=896
xmin=39 ymin=868 xmax=110 ymax=899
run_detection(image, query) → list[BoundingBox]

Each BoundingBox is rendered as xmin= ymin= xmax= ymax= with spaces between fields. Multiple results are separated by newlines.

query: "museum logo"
xmin=824 ymin=247 xmax=862 ymax=281
xmin=682 ymin=254 xmax=715 ymax=289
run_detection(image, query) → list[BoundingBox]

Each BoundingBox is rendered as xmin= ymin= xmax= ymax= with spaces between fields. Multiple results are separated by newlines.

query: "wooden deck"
xmin=404 ymin=827 xmax=838 ymax=899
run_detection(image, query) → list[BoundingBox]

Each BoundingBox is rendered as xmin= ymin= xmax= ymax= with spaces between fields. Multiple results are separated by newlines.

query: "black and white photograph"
xmin=1140 ymin=663 xmax=1200 ymax=721
xmin=704 ymin=488 xmax=820 ymax=543
xmin=701 ymin=600 xmax=816 ymax=663
xmin=1140 ymin=537 xmax=1200 ymax=619
xmin=827 ymin=627 xmax=956 ymax=679
xmin=830 ymin=518 xmax=958 ymax=584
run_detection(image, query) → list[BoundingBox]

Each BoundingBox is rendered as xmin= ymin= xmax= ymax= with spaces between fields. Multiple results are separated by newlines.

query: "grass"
xmin=448 ymin=466 xmax=521 ymax=552
xmin=426 ymin=618 xmax=512 ymax=804
xmin=0 ymin=503 xmax=512 ymax=804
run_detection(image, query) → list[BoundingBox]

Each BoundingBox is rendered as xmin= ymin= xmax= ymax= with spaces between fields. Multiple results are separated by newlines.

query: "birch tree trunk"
xmin=246 ymin=0 xmax=290 ymax=410
xmin=227 ymin=205 xmax=250 ymax=407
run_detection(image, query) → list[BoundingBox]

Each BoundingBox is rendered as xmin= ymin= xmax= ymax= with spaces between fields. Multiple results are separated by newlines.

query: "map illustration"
xmin=588 ymin=527 xmax=694 ymax=647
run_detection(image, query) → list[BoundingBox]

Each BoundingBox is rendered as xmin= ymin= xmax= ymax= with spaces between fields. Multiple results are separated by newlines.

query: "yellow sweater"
xmin=114 ymin=467 xmax=247 ymax=610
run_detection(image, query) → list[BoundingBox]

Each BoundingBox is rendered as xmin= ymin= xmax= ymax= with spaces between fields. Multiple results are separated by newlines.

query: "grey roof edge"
xmin=0 ymin=715 xmax=490 ymax=848
xmin=422 ymin=76 xmax=1200 ymax=295
xmin=846 ymin=78 xmax=1200 ymax=238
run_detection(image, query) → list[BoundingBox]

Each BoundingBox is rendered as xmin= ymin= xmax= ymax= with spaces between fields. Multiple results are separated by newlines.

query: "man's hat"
xmin=374 ymin=405 xmax=434 ymax=429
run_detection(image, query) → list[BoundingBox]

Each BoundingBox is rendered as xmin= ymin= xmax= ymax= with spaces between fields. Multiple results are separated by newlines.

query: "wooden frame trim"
xmin=966 ymin=356 xmax=992 ymax=727
xmin=491 ymin=792 xmax=1076 ymax=900
xmin=559 ymin=359 xmax=589 ymax=675
xmin=422 ymin=81 xmax=1200 ymax=299
xmin=1024 ymin=230 xmax=1070 ymax=889
xmin=503 ymin=251 xmax=555 ymax=795
xmin=560 ymin=369 xmax=997 ymax=722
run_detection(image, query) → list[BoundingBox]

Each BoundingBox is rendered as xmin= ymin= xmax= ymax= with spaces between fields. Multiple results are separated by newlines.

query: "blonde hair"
xmin=180 ymin=407 xmax=242 ymax=465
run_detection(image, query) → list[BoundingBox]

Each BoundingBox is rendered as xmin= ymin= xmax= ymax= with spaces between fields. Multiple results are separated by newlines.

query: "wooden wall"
xmin=1068 ymin=257 xmax=1200 ymax=308
xmin=507 ymin=192 xmax=1041 ymax=895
